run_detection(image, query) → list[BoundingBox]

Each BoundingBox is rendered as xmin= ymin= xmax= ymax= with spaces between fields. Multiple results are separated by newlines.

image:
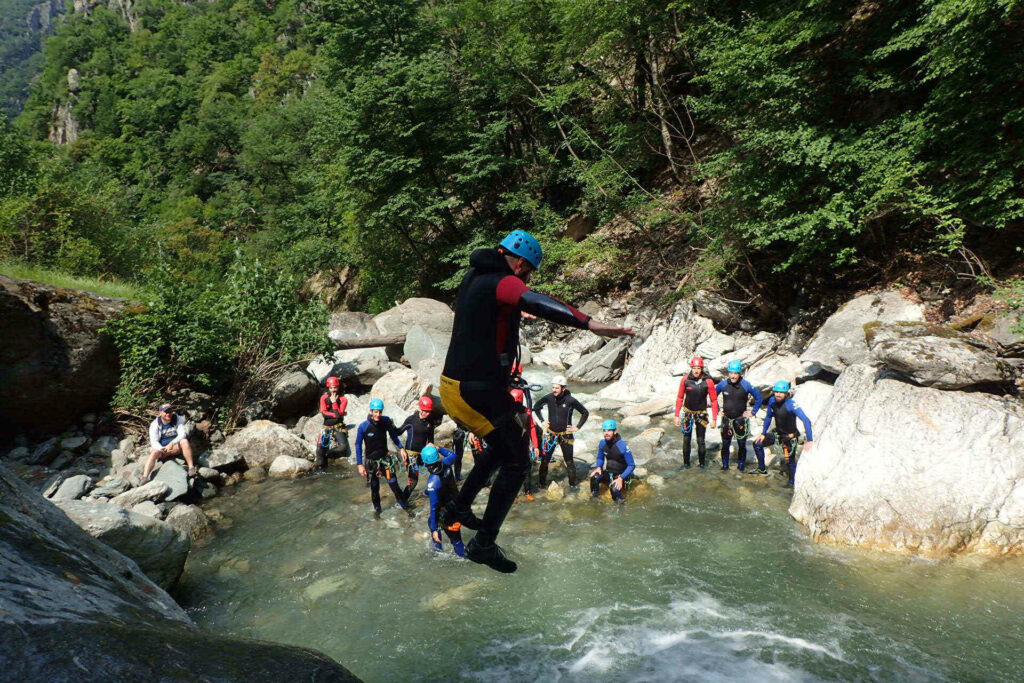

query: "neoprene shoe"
xmin=466 ymin=537 xmax=517 ymax=574
xmin=444 ymin=501 xmax=482 ymax=530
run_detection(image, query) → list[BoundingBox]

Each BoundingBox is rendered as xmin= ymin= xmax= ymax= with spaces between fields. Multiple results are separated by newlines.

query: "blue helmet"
xmin=369 ymin=398 xmax=384 ymax=411
xmin=421 ymin=445 xmax=440 ymax=465
xmin=727 ymin=360 xmax=743 ymax=373
xmin=602 ymin=419 xmax=618 ymax=431
xmin=499 ymin=230 xmax=542 ymax=270
xmin=773 ymin=380 xmax=791 ymax=393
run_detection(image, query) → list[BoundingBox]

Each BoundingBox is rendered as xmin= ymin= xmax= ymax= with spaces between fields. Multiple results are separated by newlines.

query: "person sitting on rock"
xmin=510 ymin=388 xmax=540 ymax=501
xmin=355 ymin=399 xmax=410 ymax=517
xmin=422 ymin=444 xmax=466 ymax=558
xmin=142 ymin=403 xmax=197 ymax=481
xmin=715 ymin=360 xmax=763 ymax=471
xmin=315 ymin=376 xmax=349 ymax=471
xmin=533 ymin=376 xmax=590 ymax=488
xmin=589 ymin=420 xmax=635 ymax=502
xmin=399 ymin=396 xmax=442 ymax=500
xmin=753 ymin=381 xmax=814 ymax=486
xmin=674 ymin=356 xmax=718 ymax=469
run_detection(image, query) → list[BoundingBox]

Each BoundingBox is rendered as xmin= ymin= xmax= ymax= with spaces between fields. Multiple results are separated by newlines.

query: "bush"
xmin=105 ymin=257 xmax=332 ymax=425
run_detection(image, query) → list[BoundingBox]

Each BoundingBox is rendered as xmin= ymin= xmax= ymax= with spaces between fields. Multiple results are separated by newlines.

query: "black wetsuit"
xmin=399 ymin=412 xmax=439 ymax=498
xmin=715 ymin=378 xmax=763 ymax=470
xmin=440 ymin=248 xmax=590 ymax=547
xmin=533 ymin=390 xmax=589 ymax=487
xmin=675 ymin=373 xmax=718 ymax=467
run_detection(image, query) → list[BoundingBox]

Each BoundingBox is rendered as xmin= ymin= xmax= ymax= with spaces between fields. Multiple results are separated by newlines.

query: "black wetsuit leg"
xmin=367 ymin=458 xmax=383 ymax=511
xmin=453 ymin=417 xmax=529 ymax=546
xmin=695 ymin=422 xmax=707 ymax=467
xmin=452 ymin=430 xmax=465 ymax=480
xmin=589 ymin=470 xmax=608 ymax=496
xmin=404 ymin=454 xmax=422 ymax=499
xmin=720 ymin=422 xmax=733 ymax=470
xmin=561 ymin=439 xmax=577 ymax=487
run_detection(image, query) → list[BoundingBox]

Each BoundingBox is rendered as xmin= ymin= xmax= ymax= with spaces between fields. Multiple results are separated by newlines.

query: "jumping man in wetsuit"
xmin=315 ymin=376 xmax=349 ymax=470
xmin=440 ymin=229 xmax=633 ymax=573
xmin=715 ymin=360 xmax=763 ymax=471
xmin=399 ymin=396 xmax=441 ymax=499
xmin=674 ymin=356 xmax=719 ymax=469
xmin=753 ymin=381 xmax=814 ymax=485
xmin=589 ymin=420 xmax=636 ymax=502
xmin=355 ymin=399 xmax=410 ymax=516
xmin=423 ymin=444 xmax=466 ymax=558
xmin=533 ymin=376 xmax=589 ymax=488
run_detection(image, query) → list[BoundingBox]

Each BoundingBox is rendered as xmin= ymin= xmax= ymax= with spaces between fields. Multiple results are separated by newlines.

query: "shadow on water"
xmin=173 ymin=367 xmax=1024 ymax=683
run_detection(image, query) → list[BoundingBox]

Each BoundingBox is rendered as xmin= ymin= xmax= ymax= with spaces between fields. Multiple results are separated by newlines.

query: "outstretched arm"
xmin=497 ymin=276 xmax=634 ymax=337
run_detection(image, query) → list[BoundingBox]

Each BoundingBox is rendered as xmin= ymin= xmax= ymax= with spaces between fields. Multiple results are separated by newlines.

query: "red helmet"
xmin=418 ymin=396 xmax=434 ymax=412
xmin=690 ymin=356 xmax=704 ymax=368
xmin=510 ymin=389 xmax=525 ymax=403
xmin=325 ymin=376 xmax=340 ymax=389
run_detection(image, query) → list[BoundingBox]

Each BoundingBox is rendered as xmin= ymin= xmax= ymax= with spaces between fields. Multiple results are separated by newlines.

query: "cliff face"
xmin=0 ymin=463 xmax=362 ymax=682
xmin=0 ymin=275 xmax=127 ymax=439
xmin=0 ymin=0 xmax=65 ymax=116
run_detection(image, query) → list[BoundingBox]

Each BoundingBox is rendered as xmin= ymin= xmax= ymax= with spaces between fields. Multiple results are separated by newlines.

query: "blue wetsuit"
xmin=714 ymin=378 xmax=763 ymax=470
xmin=426 ymin=447 xmax=465 ymax=557
xmin=590 ymin=435 xmax=635 ymax=502
xmin=753 ymin=397 xmax=812 ymax=484
xmin=355 ymin=415 xmax=407 ymax=511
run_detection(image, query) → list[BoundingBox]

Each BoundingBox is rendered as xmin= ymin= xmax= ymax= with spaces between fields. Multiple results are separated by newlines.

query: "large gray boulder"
xmin=370 ymin=368 xmax=422 ymax=412
xmin=0 ymin=275 xmax=128 ymax=439
xmin=692 ymin=290 xmax=748 ymax=330
xmin=791 ymin=380 xmax=835 ymax=423
xmin=55 ymin=499 xmax=190 ymax=589
xmin=790 ymin=364 xmax=1024 ymax=557
xmin=270 ymin=370 xmax=320 ymax=420
xmin=567 ymin=337 xmax=629 ymax=383
xmin=707 ymin=332 xmax=780 ymax=378
xmin=307 ymin=348 xmax=391 ymax=386
xmin=743 ymin=353 xmax=802 ymax=392
xmin=220 ymin=420 xmax=314 ymax=469
xmin=867 ymin=323 xmax=1016 ymax=389
xmin=326 ymin=311 xmax=379 ymax=345
xmin=0 ymin=465 xmax=362 ymax=681
xmin=800 ymin=291 xmax=925 ymax=376
xmin=404 ymin=324 xmax=448 ymax=388
xmin=373 ymin=297 xmax=454 ymax=337
xmin=601 ymin=301 xmax=715 ymax=400
xmin=203 ymin=446 xmax=246 ymax=471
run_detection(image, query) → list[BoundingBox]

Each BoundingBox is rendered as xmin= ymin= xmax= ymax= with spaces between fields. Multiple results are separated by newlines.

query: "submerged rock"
xmin=790 ymin=364 xmax=1024 ymax=557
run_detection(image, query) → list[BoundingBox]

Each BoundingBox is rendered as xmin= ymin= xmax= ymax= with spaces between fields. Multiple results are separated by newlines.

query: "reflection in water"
xmin=175 ymin=368 xmax=1024 ymax=682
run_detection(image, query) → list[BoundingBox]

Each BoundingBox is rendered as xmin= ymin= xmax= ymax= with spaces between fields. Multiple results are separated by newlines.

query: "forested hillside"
xmin=2 ymin=0 xmax=1022 ymax=409
xmin=0 ymin=0 xmax=62 ymax=116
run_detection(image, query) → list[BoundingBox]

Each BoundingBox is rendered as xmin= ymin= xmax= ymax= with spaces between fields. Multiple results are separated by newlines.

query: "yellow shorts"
xmin=440 ymin=375 xmax=497 ymax=437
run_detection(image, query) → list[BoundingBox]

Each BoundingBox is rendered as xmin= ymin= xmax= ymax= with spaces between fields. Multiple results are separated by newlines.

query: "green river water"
xmin=174 ymin=366 xmax=1024 ymax=682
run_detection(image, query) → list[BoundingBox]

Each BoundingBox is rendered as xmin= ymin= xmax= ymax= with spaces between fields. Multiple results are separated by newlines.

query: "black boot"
xmin=444 ymin=501 xmax=482 ymax=531
xmin=465 ymin=536 xmax=517 ymax=574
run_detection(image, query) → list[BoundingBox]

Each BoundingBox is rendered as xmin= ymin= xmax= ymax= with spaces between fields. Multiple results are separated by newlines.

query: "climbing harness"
xmin=681 ymin=407 xmax=709 ymax=435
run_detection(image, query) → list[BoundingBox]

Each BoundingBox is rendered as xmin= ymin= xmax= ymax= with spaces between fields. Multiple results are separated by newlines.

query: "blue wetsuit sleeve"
xmin=762 ymin=401 xmax=775 ymax=434
xmin=791 ymin=401 xmax=813 ymax=440
xmin=620 ymin=442 xmax=635 ymax=479
xmin=427 ymin=475 xmax=440 ymax=532
xmin=355 ymin=421 xmax=367 ymax=464
xmin=743 ymin=380 xmax=764 ymax=415
xmin=596 ymin=441 xmax=606 ymax=469
xmin=715 ymin=380 xmax=726 ymax=393
xmin=439 ymin=447 xmax=457 ymax=466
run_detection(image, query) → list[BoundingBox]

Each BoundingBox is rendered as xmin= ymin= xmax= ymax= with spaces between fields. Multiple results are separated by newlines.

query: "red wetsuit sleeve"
xmin=338 ymin=396 xmax=348 ymax=418
xmin=496 ymin=275 xmax=530 ymax=306
xmin=707 ymin=379 xmax=719 ymax=422
xmin=675 ymin=378 xmax=686 ymax=417
xmin=528 ymin=414 xmax=539 ymax=450
xmin=320 ymin=394 xmax=337 ymax=418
